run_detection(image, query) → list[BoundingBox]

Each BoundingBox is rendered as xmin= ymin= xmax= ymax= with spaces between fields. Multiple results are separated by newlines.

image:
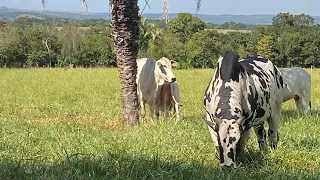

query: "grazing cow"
xmin=279 ymin=67 xmax=311 ymax=114
xmin=136 ymin=57 xmax=180 ymax=121
xmin=203 ymin=51 xmax=284 ymax=168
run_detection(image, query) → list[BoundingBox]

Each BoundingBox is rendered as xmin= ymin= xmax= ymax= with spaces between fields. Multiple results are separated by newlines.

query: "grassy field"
xmin=0 ymin=68 xmax=319 ymax=179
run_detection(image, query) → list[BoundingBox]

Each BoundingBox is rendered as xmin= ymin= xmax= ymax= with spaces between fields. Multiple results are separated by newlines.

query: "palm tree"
xmin=109 ymin=0 xmax=140 ymax=126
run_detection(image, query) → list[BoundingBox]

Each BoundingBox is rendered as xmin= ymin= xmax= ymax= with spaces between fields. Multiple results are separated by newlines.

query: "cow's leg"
xmin=294 ymin=96 xmax=304 ymax=114
xmin=268 ymin=104 xmax=281 ymax=150
xmin=139 ymin=100 xmax=146 ymax=121
xmin=155 ymin=110 xmax=160 ymax=121
xmin=236 ymin=129 xmax=251 ymax=155
xmin=297 ymin=96 xmax=311 ymax=114
xmin=254 ymin=123 xmax=268 ymax=153
xmin=150 ymin=106 xmax=156 ymax=122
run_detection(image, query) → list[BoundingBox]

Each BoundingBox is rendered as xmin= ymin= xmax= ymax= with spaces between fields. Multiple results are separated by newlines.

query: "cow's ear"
xmin=206 ymin=120 xmax=219 ymax=132
xmin=156 ymin=61 xmax=162 ymax=69
xmin=171 ymin=60 xmax=178 ymax=68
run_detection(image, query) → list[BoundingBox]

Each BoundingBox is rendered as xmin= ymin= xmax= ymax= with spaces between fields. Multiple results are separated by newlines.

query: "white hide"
xmin=279 ymin=67 xmax=311 ymax=113
xmin=136 ymin=57 xmax=180 ymax=121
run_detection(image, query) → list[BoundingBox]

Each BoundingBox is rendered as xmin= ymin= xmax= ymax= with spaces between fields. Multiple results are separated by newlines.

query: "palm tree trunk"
xmin=110 ymin=0 xmax=140 ymax=126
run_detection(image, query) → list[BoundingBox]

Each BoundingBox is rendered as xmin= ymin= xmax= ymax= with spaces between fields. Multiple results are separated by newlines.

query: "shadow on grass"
xmin=0 ymin=150 xmax=318 ymax=180
xmin=280 ymin=108 xmax=320 ymax=123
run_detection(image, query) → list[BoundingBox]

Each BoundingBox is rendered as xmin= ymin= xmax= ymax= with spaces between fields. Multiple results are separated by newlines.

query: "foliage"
xmin=78 ymin=27 xmax=115 ymax=67
xmin=272 ymin=13 xmax=314 ymax=28
xmin=147 ymin=34 xmax=185 ymax=64
xmin=184 ymin=30 xmax=221 ymax=68
xmin=1 ymin=12 xmax=320 ymax=68
xmin=257 ymin=35 xmax=276 ymax=60
xmin=168 ymin=13 xmax=205 ymax=42
xmin=139 ymin=17 xmax=161 ymax=58
xmin=219 ymin=21 xmax=247 ymax=30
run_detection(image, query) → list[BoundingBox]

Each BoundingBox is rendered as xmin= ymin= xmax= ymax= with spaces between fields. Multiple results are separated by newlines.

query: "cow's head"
xmin=155 ymin=57 xmax=178 ymax=84
xmin=206 ymin=115 xmax=244 ymax=168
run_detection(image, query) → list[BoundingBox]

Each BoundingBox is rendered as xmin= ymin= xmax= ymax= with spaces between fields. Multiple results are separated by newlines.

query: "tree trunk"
xmin=110 ymin=0 xmax=140 ymax=126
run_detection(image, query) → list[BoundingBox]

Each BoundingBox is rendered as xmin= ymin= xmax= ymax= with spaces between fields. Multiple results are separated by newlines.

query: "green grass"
xmin=0 ymin=68 xmax=319 ymax=179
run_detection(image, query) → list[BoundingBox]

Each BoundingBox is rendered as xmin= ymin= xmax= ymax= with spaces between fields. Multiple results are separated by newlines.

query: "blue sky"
xmin=1 ymin=0 xmax=319 ymax=16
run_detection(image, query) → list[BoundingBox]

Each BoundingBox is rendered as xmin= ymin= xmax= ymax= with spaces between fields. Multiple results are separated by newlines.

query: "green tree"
xmin=78 ymin=29 xmax=114 ymax=67
xmin=220 ymin=31 xmax=250 ymax=53
xmin=272 ymin=13 xmax=295 ymax=28
xmin=24 ymin=24 xmax=59 ymax=67
xmin=294 ymin=13 xmax=314 ymax=27
xmin=237 ymin=44 xmax=247 ymax=59
xmin=257 ymin=35 xmax=277 ymax=60
xmin=147 ymin=33 xmax=185 ymax=64
xmin=184 ymin=30 xmax=221 ymax=68
xmin=58 ymin=26 xmax=83 ymax=66
xmin=0 ymin=27 xmax=26 ymax=67
xmin=272 ymin=13 xmax=314 ymax=28
xmin=168 ymin=13 xmax=205 ymax=42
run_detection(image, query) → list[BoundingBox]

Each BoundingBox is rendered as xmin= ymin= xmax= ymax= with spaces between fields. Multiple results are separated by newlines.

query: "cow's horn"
xmin=236 ymin=117 xmax=244 ymax=125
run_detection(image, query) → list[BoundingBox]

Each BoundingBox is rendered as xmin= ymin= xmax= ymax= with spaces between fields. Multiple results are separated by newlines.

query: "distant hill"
xmin=1 ymin=6 xmax=320 ymax=25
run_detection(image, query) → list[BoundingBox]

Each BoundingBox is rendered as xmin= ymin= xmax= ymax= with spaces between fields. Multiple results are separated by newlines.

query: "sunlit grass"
xmin=0 ymin=68 xmax=319 ymax=179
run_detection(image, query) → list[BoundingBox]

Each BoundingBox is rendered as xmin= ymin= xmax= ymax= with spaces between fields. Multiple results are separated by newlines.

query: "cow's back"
xmin=280 ymin=67 xmax=311 ymax=102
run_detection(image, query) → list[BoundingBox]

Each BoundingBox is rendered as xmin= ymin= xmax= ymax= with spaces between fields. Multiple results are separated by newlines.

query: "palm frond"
xmin=195 ymin=0 xmax=201 ymax=15
xmin=41 ymin=0 xmax=46 ymax=10
xmin=80 ymin=0 xmax=88 ymax=12
xmin=162 ymin=0 xmax=169 ymax=24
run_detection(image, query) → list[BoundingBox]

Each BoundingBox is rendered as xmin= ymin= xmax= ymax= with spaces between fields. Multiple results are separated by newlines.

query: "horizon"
xmin=0 ymin=5 xmax=318 ymax=17
xmin=1 ymin=0 xmax=320 ymax=16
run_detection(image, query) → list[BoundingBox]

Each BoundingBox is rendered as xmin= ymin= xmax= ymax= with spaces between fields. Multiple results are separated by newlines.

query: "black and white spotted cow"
xmin=203 ymin=51 xmax=284 ymax=168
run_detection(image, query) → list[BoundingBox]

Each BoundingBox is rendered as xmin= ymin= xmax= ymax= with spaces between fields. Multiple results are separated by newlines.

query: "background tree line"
xmin=0 ymin=12 xmax=319 ymax=68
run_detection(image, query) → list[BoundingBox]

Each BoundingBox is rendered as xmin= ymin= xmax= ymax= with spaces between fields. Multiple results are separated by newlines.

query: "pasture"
xmin=0 ymin=68 xmax=319 ymax=179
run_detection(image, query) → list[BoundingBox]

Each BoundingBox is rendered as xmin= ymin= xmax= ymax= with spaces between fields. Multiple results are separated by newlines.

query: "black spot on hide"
xmin=159 ymin=64 xmax=167 ymax=75
xmin=229 ymin=137 xmax=237 ymax=144
xmin=256 ymin=108 xmax=265 ymax=118
xmin=227 ymin=148 xmax=235 ymax=162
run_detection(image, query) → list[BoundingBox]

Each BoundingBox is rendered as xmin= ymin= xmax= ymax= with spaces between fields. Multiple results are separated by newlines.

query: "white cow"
xmin=136 ymin=57 xmax=180 ymax=121
xmin=279 ymin=67 xmax=311 ymax=114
